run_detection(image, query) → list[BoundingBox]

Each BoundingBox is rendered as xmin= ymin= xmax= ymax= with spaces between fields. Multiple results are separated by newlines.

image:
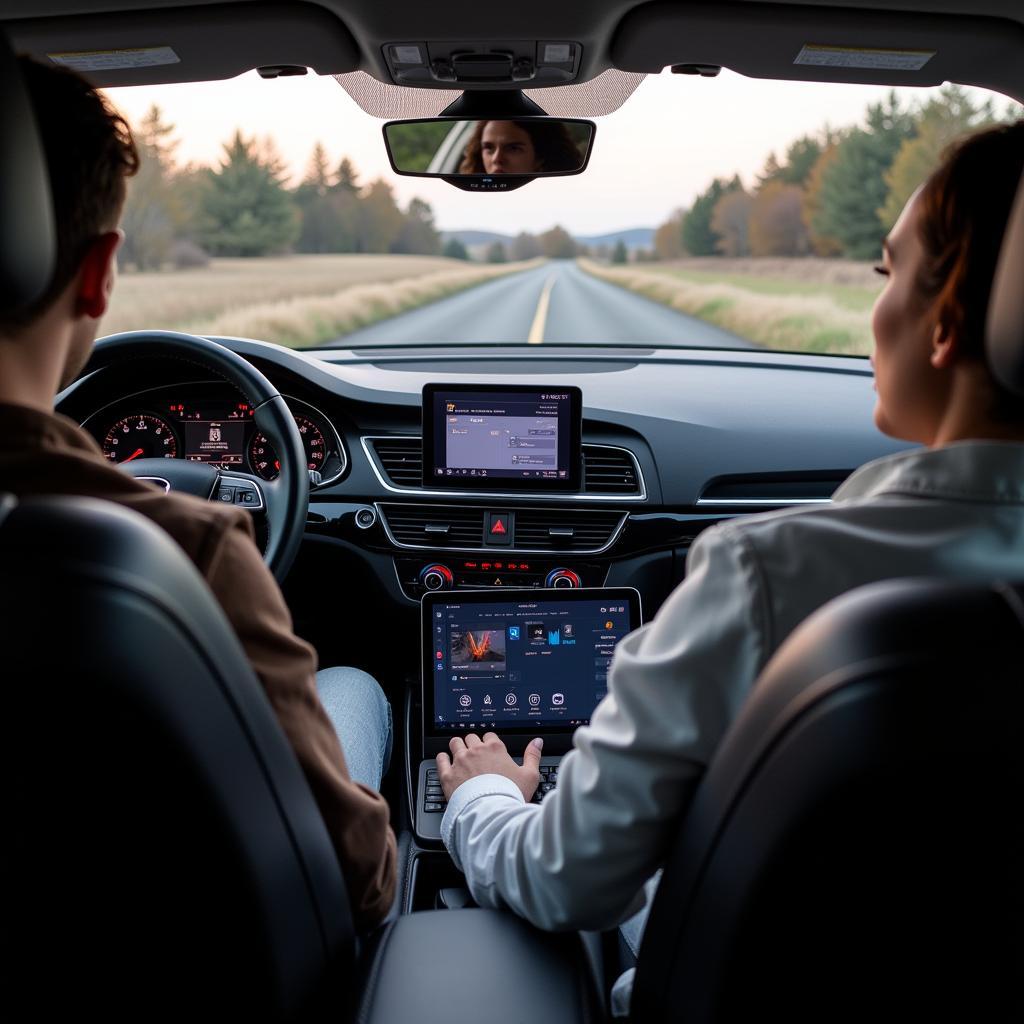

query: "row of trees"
xmin=459 ymin=227 xmax=631 ymax=264
xmin=121 ymin=107 xmax=447 ymax=269
xmin=651 ymin=86 xmax=1014 ymax=261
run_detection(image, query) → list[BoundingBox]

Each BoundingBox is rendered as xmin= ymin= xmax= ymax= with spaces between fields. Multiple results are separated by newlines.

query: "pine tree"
xmin=485 ymin=241 xmax=508 ymax=263
xmin=120 ymin=105 xmax=179 ymax=269
xmin=682 ymin=176 xmax=743 ymax=256
xmin=880 ymin=85 xmax=997 ymax=230
xmin=810 ymin=93 xmax=916 ymax=259
xmin=391 ymin=197 xmax=441 ymax=255
xmin=198 ymin=131 xmax=299 ymax=256
xmin=443 ymin=237 xmax=470 ymax=260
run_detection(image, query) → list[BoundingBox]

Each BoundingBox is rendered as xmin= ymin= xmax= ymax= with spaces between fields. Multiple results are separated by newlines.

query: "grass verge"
xmin=105 ymin=255 xmax=541 ymax=347
xmin=578 ymin=257 xmax=881 ymax=355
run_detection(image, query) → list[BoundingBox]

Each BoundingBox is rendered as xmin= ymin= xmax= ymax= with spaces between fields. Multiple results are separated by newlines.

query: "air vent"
xmin=368 ymin=436 xmax=642 ymax=497
xmin=698 ymin=472 xmax=850 ymax=505
xmin=583 ymin=447 xmax=641 ymax=494
xmin=369 ymin=437 xmax=423 ymax=486
xmin=514 ymin=509 xmax=626 ymax=552
xmin=378 ymin=504 xmax=484 ymax=548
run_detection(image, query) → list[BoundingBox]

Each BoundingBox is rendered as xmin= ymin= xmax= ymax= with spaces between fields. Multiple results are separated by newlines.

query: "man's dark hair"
xmin=0 ymin=56 xmax=139 ymax=331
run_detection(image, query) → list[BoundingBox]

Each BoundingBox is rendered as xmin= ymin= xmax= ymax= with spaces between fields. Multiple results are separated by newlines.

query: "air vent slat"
xmin=378 ymin=503 xmax=485 ymax=549
xmin=699 ymin=472 xmax=850 ymax=504
xmin=513 ymin=509 xmax=625 ymax=552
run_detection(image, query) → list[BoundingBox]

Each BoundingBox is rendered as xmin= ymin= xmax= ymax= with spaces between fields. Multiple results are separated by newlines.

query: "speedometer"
xmin=249 ymin=414 xmax=327 ymax=481
xmin=102 ymin=414 xmax=178 ymax=463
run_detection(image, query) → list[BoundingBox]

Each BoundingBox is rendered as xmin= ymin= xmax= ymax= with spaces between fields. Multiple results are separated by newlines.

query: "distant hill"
xmin=575 ymin=228 xmax=654 ymax=250
xmin=441 ymin=230 xmax=513 ymax=248
xmin=441 ymin=227 xmax=655 ymax=253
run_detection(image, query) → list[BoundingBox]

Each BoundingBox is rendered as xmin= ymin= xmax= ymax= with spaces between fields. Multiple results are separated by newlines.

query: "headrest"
xmin=987 ymin=166 xmax=1024 ymax=397
xmin=0 ymin=32 xmax=55 ymax=313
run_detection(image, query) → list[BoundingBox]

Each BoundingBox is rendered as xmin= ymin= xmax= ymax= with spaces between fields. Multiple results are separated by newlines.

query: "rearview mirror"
xmin=383 ymin=117 xmax=595 ymax=191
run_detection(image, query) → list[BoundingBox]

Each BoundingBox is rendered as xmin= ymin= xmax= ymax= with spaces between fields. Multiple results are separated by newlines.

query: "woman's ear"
xmin=929 ymin=317 xmax=960 ymax=369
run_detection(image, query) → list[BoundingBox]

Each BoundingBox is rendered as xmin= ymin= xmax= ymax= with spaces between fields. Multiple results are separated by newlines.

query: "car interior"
xmin=3 ymin=1 xmax=1023 ymax=1021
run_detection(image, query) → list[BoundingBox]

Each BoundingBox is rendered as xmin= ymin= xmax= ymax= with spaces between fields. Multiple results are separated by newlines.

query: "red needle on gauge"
xmin=122 ymin=448 xmax=145 ymax=463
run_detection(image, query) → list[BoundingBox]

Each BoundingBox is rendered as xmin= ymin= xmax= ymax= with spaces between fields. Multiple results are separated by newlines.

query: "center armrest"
xmin=356 ymin=908 xmax=603 ymax=1024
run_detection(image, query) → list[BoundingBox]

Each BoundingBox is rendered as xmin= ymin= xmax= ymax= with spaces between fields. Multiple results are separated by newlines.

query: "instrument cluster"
xmin=83 ymin=383 xmax=347 ymax=486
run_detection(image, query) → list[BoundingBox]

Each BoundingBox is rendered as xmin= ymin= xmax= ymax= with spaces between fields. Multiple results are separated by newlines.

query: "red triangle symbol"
xmin=491 ymin=518 xmax=507 ymax=535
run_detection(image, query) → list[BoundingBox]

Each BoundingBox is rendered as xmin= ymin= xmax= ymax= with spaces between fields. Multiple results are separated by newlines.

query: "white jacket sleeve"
xmin=440 ymin=522 xmax=770 ymax=931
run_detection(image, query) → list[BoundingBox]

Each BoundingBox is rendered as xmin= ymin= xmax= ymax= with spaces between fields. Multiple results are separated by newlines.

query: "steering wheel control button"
xmin=217 ymin=486 xmax=235 ymax=503
xmin=486 ymin=511 xmax=513 ymax=546
xmin=546 ymin=568 xmax=581 ymax=589
xmin=355 ymin=507 xmax=377 ymax=529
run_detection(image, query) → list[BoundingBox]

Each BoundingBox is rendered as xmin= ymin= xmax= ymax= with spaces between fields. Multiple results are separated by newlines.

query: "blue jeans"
xmin=316 ymin=666 xmax=393 ymax=790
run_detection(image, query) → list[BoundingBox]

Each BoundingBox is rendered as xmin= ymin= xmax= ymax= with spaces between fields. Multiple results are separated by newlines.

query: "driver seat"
xmin=1 ymin=494 xmax=356 ymax=1021
xmin=0 ymin=37 xmax=354 ymax=1020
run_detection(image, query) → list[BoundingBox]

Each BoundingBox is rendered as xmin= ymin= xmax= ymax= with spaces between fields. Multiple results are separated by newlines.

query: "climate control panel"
xmin=396 ymin=556 xmax=604 ymax=600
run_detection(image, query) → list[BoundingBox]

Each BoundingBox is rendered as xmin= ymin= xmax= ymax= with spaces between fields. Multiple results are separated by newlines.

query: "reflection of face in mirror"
xmin=480 ymin=121 xmax=539 ymax=174
xmin=459 ymin=120 xmax=584 ymax=175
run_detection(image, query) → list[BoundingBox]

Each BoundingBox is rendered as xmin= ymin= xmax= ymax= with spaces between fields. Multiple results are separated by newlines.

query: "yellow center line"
xmin=527 ymin=272 xmax=558 ymax=345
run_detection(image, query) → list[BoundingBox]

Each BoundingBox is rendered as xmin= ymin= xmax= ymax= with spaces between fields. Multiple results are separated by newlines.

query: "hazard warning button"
xmin=487 ymin=512 xmax=512 ymax=546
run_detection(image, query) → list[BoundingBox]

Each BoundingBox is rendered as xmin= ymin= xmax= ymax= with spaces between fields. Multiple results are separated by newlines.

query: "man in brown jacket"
xmin=0 ymin=57 xmax=396 ymax=930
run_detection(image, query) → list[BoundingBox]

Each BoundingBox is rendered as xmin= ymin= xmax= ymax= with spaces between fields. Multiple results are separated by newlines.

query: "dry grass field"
xmin=579 ymin=257 xmax=883 ymax=356
xmin=104 ymin=254 xmax=538 ymax=347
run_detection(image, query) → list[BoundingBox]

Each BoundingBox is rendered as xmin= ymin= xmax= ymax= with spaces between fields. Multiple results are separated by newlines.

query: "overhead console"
xmin=383 ymin=40 xmax=581 ymax=87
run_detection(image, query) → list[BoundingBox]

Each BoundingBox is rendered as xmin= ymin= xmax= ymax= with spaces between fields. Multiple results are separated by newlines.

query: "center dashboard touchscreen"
xmin=422 ymin=383 xmax=582 ymax=492
xmin=422 ymin=587 xmax=642 ymax=753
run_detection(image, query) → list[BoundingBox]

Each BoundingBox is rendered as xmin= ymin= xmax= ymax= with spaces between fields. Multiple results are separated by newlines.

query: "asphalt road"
xmin=331 ymin=260 xmax=753 ymax=348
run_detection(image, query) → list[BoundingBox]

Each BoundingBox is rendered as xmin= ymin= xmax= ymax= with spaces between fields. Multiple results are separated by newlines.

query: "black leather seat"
xmin=631 ymin=575 xmax=1024 ymax=1022
xmin=2 ymin=495 xmax=356 ymax=1021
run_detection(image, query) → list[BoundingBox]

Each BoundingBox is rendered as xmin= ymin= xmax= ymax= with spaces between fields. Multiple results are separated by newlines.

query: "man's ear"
xmin=929 ymin=317 xmax=959 ymax=370
xmin=75 ymin=230 xmax=123 ymax=320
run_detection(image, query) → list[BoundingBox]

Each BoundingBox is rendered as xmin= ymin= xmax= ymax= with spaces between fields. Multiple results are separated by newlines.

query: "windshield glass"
xmin=102 ymin=70 xmax=1020 ymax=354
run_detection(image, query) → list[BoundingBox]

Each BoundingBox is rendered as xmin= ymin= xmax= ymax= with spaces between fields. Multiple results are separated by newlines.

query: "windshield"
xmin=101 ymin=70 xmax=1020 ymax=354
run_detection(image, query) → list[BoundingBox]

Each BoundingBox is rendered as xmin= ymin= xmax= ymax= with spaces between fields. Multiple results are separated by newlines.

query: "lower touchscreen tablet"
xmin=421 ymin=587 xmax=641 ymax=754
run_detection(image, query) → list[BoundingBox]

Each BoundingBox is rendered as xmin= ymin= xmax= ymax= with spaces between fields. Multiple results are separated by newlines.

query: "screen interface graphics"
xmin=429 ymin=389 xmax=574 ymax=482
xmin=430 ymin=597 xmax=632 ymax=732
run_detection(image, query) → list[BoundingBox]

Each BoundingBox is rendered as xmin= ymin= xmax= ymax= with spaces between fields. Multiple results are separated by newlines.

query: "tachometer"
xmin=102 ymin=414 xmax=178 ymax=463
xmin=249 ymin=414 xmax=327 ymax=481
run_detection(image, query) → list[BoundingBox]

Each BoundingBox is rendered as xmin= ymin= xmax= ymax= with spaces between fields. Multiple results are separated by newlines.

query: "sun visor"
xmin=987 ymin=170 xmax=1024 ymax=398
xmin=5 ymin=1 xmax=360 ymax=87
xmin=0 ymin=31 xmax=55 ymax=313
xmin=611 ymin=1 xmax=1024 ymax=101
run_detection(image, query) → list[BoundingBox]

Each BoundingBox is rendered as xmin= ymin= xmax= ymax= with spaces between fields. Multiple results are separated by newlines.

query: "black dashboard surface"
xmin=59 ymin=337 xmax=904 ymax=508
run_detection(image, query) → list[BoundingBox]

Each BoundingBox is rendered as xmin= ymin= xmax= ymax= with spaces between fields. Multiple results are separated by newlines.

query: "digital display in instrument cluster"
xmin=167 ymin=400 xmax=254 ymax=468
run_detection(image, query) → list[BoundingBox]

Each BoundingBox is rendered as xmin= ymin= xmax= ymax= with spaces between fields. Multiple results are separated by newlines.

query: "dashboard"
xmin=57 ymin=336 xmax=909 ymax=690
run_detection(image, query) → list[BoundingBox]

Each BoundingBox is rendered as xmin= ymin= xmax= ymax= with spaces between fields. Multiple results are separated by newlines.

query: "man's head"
xmin=0 ymin=56 xmax=138 ymax=396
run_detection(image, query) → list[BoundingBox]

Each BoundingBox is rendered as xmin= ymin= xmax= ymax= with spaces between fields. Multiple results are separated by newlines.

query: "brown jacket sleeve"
xmin=202 ymin=512 xmax=397 ymax=931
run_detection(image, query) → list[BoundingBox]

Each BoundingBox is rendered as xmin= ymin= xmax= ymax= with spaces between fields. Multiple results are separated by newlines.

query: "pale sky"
xmin=104 ymin=69 xmax=1008 ymax=237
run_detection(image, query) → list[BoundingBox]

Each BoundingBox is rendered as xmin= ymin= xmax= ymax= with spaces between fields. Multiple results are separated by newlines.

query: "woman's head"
xmin=871 ymin=121 xmax=1024 ymax=444
xmin=459 ymin=120 xmax=584 ymax=175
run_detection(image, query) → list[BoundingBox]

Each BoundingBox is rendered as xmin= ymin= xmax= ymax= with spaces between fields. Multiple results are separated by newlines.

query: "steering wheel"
xmin=86 ymin=331 xmax=309 ymax=582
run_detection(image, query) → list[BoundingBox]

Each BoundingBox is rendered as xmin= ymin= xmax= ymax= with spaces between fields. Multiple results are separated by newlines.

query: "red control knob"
xmin=420 ymin=563 xmax=454 ymax=591
xmin=545 ymin=568 xmax=581 ymax=589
